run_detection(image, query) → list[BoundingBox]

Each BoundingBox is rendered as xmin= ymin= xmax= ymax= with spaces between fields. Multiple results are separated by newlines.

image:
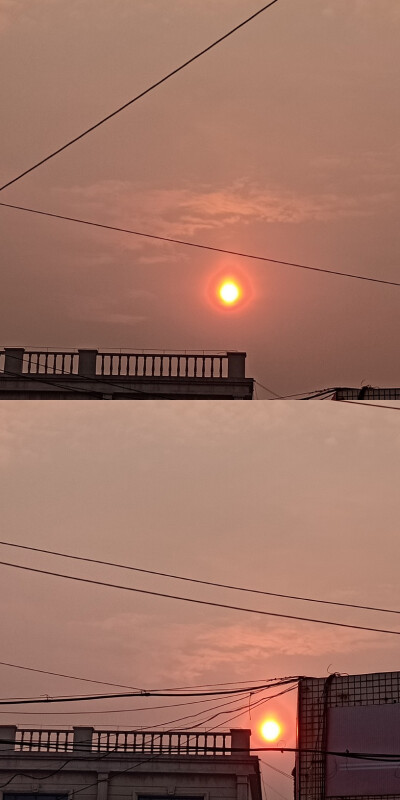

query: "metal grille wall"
xmin=296 ymin=673 xmax=400 ymax=800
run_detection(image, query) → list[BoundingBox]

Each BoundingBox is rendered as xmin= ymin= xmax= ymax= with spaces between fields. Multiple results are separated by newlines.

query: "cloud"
xmin=57 ymin=177 xmax=388 ymax=259
xmin=83 ymin=610 xmax=388 ymax=687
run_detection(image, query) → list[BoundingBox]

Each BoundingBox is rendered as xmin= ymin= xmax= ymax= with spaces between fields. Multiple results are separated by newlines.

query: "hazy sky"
xmin=0 ymin=1 xmax=399 ymax=395
xmin=0 ymin=402 xmax=399 ymax=798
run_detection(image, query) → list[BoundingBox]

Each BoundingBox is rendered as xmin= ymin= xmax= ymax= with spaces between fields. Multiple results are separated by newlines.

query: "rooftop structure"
xmin=296 ymin=672 xmax=400 ymax=800
xmin=0 ymin=726 xmax=262 ymax=800
xmin=332 ymin=387 xmax=400 ymax=400
xmin=0 ymin=348 xmax=253 ymax=400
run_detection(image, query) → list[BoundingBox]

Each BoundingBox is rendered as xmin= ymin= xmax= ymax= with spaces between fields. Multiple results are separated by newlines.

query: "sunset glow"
xmin=218 ymin=280 xmax=240 ymax=305
xmin=261 ymin=719 xmax=281 ymax=742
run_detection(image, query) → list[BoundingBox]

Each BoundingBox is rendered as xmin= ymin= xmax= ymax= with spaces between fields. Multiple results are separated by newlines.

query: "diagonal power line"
xmin=0 ymin=559 xmax=399 ymax=637
xmin=1 ymin=539 xmax=399 ymax=616
xmin=0 ymin=1 xmax=280 ymax=192
xmin=1 ymin=201 xmax=399 ymax=287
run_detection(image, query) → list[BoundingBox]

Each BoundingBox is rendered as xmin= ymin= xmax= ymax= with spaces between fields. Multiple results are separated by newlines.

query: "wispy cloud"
xmin=58 ymin=177 xmax=388 ymax=253
xmin=86 ymin=610 xmax=388 ymax=686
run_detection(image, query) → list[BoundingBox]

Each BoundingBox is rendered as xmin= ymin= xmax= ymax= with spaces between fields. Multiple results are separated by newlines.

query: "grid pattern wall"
xmin=297 ymin=673 xmax=400 ymax=800
xmin=335 ymin=389 xmax=400 ymax=400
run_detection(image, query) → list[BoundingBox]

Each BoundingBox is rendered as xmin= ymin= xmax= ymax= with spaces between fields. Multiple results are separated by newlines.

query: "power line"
xmin=1 ymin=201 xmax=399 ymax=288
xmin=2 ymin=539 xmax=400 ymax=617
xmin=0 ymin=658 xmax=275 ymax=696
xmin=0 ymin=660 xmax=141 ymax=691
xmin=1 ymin=351 xmax=172 ymax=400
xmin=0 ymin=558 xmax=399 ymax=639
xmin=0 ymin=1 xmax=280 ymax=193
xmin=259 ymin=759 xmax=294 ymax=780
xmin=262 ymin=778 xmax=291 ymax=800
xmin=0 ymin=363 xmax=104 ymax=398
xmin=253 ymin=380 xmax=283 ymax=398
xmin=338 ymin=400 xmax=400 ymax=410
xmin=0 ymin=695 xmax=259 ymax=716
xmin=0 ymin=677 xmax=293 ymax=703
xmin=0 ymin=680 xmax=296 ymax=706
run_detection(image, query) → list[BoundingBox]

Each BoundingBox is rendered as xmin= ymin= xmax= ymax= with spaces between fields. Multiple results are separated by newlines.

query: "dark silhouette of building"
xmin=0 ymin=348 xmax=253 ymax=400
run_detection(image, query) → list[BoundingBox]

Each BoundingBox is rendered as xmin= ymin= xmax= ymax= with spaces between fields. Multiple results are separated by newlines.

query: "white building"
xmin=0 ymin=727 xmax=262 ymax=800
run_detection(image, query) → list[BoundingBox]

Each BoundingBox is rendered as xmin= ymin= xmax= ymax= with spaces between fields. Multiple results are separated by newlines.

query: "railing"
xmin=97 ymin=353 xmax=227 ymax=379
xmin=91 ymin=730 xmax=230 ymax=755
xmin=0 ymin=349 xmax=246 ymax=380
xmin=3 ymin=727 xmax=233 ymax=756
xmin=14 ymin=729 xmax=74 ymax=753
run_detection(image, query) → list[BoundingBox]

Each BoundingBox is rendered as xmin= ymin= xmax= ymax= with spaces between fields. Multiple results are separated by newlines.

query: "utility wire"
xmin=0 ymin=1 xmax=280 ymax=193
xmin=338 ymin=400 xmax=400 ymax=410
xmin=0 ymin=660 xmax=142 ymax=691
xmin=0 ymin=364 xmax=104 ymax=398
xmin=1 ymin=201 xmax=399 ymax=288
xmin=0 ymin=694 xmax=260 ymax=716
xmin=262 ymin=778 xmax=291 ymax=800
xmin=259 ymin=759 xmax=294 ymax=780
xmin=0 ymin=678 xmax=292 ymax=703
xmin=2 ymin=539 xmax=400 ymax=617
xmin=0 ymin=680 xmax=296 ymax=706
xmin=3 ymin=739 xmax=400 ymax=762
xmin=1 ymin=351 xmax=172 ymax=400
xmin=0 ymin=559 xmax=399 ymax=639
xmin=253 ymin=380 xmax=283 ymax=398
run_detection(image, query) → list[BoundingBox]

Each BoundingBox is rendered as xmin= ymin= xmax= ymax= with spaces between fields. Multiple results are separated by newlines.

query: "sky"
xmin=0 ymin=402 xmax=400 ymax=799
xmin=0 ymin=1 xmax=400 ymax=396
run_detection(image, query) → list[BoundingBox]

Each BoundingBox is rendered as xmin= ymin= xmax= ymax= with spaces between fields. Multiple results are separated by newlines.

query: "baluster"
xmin=202 ymin=357 xmax=206 ymax=378
xmin=117 ymin=355 xmax=121 ymax=376
xmin=177 ymin=356 xmax=181 ymax=377
xmin=151 ymin=355 xmax=155 ymax=376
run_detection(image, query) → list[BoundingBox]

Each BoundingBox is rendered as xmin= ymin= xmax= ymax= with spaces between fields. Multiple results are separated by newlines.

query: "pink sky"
xmin=0 ymin=1 xmax=399 ymax=394
xmin=0 ymin=402 xmax=399 ymax=798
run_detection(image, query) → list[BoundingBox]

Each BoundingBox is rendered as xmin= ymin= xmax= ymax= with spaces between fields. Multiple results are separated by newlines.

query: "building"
xmin=0 ymin=726 xmax=262 ymax=800
xmin=295 ymin=671 xmax=400 ymax=800
xmin=332 ymin=388 xmax=400 ymax=400
xmin=0 ymin=348 xmax=254 ymax=400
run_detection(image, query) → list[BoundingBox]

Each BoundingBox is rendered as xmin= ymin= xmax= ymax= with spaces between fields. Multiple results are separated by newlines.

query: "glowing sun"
xmin=261 ymin=720 xmax=281 ymax=742
xmin=218 ymin=280 xmax=241 ymax=305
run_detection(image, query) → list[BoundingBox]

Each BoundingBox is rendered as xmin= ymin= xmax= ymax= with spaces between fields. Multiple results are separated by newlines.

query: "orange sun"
xmin=261 ymin=720 xmax=281 ymax=742
xmin=218 ymin=280 xmax=241 ymax=306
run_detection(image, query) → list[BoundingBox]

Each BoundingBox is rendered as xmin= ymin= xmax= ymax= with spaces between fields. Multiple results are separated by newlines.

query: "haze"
xmin=0 ymin=1 xmax=399 ymax=395
xmin=0 ymin=402 xmax=399 ymax=797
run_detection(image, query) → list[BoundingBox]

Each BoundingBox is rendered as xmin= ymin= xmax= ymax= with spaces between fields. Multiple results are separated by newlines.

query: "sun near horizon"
xmin=261 ymin=719 xmax=282 ymax=742
xmin=218 ymin=279 xmax=241 ymax=306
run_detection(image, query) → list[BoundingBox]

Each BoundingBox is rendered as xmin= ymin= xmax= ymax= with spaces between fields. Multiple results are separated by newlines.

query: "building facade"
xmin=0 ymin=727 xmax=262 ymax=800
xmin=296 ymin=672 xmax=400 ymax=800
